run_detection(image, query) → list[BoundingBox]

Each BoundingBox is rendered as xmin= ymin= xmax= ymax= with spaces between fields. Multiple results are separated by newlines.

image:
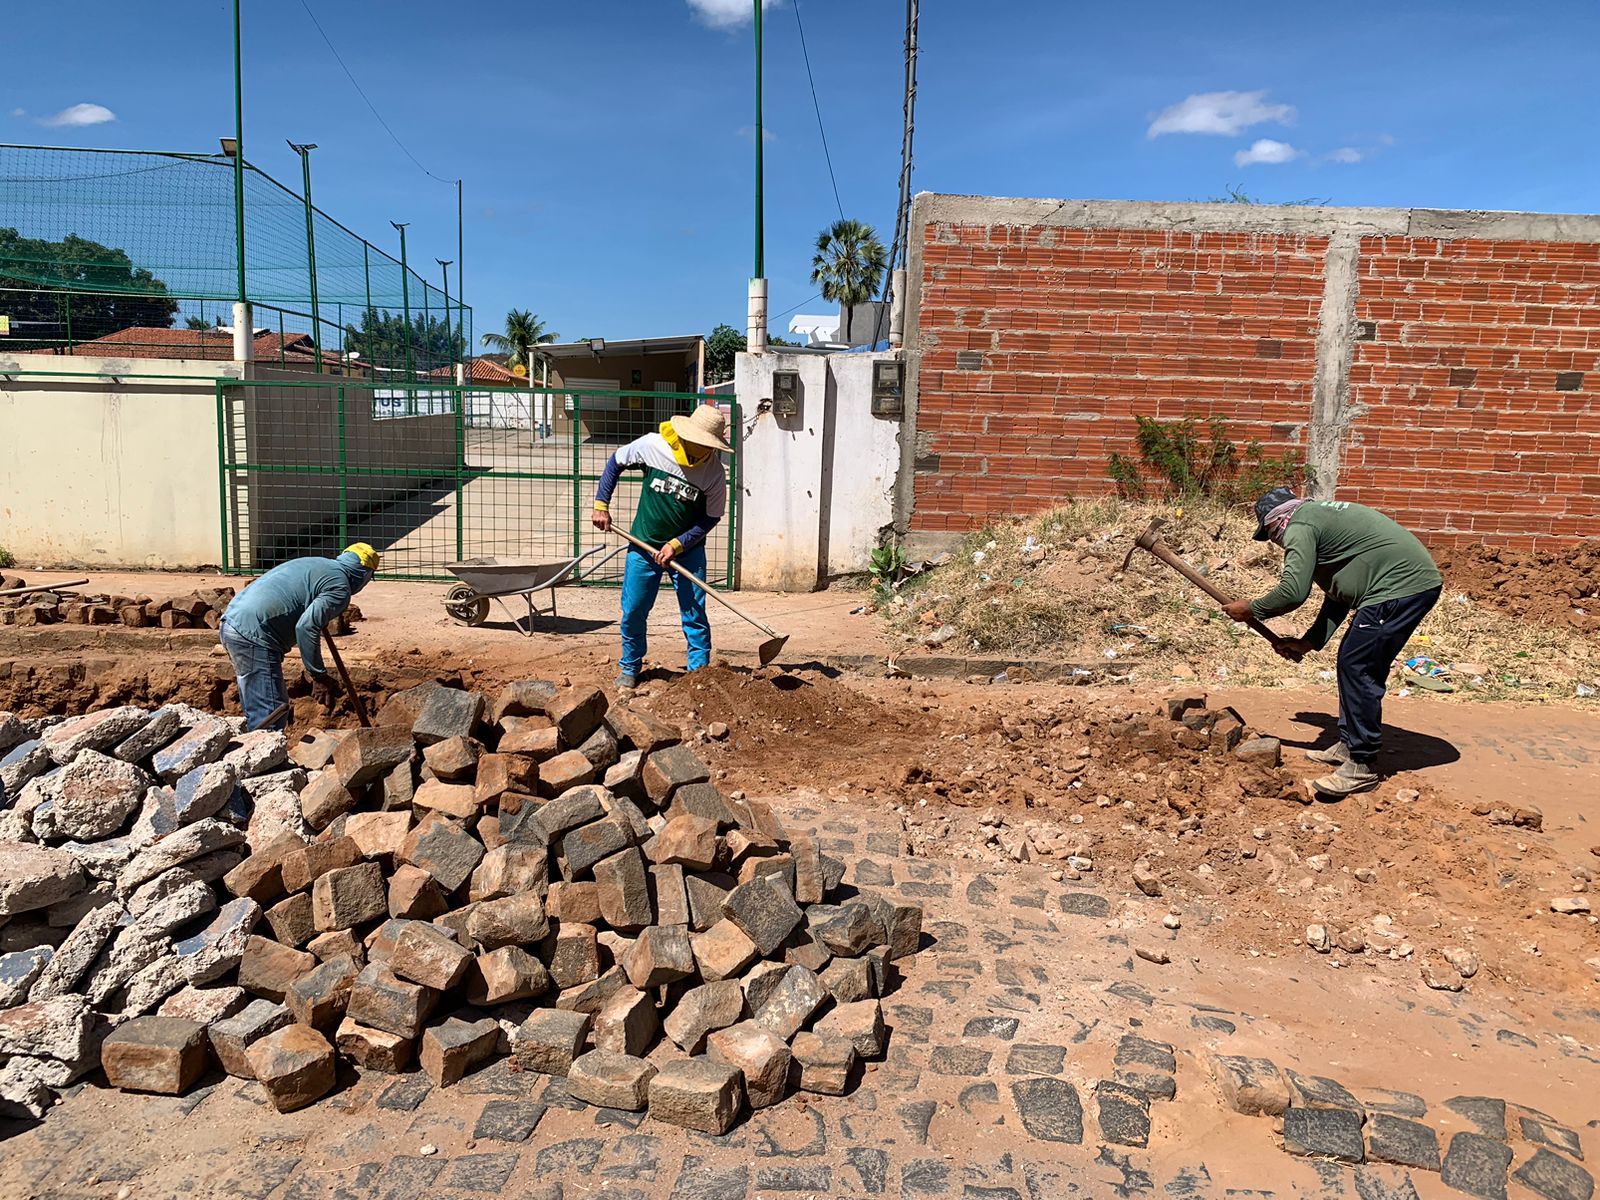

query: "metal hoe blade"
xmin=758 ymin=635 xmax=790 ymax=667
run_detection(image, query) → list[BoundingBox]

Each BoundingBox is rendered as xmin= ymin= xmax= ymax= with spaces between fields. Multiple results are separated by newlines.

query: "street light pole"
xmin=289 ymin=141 xmax=323 ymax=371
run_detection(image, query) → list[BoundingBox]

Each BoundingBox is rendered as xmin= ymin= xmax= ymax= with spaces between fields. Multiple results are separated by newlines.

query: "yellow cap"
xmin=343 ymin=543 xmax=380 ymax=571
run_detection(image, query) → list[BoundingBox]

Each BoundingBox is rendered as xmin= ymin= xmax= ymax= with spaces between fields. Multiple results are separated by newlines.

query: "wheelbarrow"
xmin=442 ymin=545 xmax=625 ymax=637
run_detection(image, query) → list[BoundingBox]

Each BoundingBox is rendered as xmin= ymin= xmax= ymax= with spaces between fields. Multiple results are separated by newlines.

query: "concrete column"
xmin=889 ymin=269 xmax=907 ymax=348
xmin=231 ymin=302 xmax=255 ymax=362
xmin=1307 ymin=232 xmax=1363 ymax=499
xmin=747 ymin=278 xmax=768 ymax=355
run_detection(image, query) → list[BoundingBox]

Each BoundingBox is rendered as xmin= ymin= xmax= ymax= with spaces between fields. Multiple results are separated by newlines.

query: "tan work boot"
xmin=1306 ymin=741 xmax=1351 ymax=766
xmin=1310 ymin=759 xmax=1380 ymax=799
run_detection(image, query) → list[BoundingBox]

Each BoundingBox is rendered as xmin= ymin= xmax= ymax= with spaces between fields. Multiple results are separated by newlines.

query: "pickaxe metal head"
xmin=1119 ymin=516 xmax=1169 ymax=573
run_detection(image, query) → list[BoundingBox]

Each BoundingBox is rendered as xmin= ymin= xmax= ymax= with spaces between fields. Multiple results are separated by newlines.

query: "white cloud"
xmin=1234 ymin=138 xmax=1301 ymax=167
xmin=1148 ymin=90 xmax=1294 ymax=138
xmin=1326 ymin=147 xmax=1363 ymax=164
xmin=40 ymin=103 xmax=116 ymax=128
xmin=9 ymin=107 xmax=24 ymax=119
xmin=688 ymin=0 xmax=779 ymax=29
xmin=736 ymin=125 xmax=778 ymax=143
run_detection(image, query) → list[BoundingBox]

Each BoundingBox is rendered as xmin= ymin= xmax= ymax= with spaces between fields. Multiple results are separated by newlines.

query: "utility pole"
xmin=877 ymin=0 xmax=919 ymax=348
xmin=231 ymin=0 xmax=252 ymax=362
xmin=747 ymin=0 xmax=768 ymax=355
xmin=288 ymin=141 xmax=322 ymax=371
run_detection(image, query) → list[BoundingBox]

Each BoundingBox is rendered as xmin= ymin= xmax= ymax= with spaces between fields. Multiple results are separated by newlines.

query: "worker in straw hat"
xmin=592 ymin=403 xmax=730 ymax=691
xmin=219 ymin=543 xmax=381 ymax=732
xmin=1221 ymin=489 xmax=1442 ymax=798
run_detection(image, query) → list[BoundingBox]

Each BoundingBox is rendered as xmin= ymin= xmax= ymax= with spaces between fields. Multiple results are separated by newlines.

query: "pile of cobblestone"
xmin=0 ymin=576 xmax=358 ymax=632
xmin=0 ymin=680 xmax=922 ymax=1134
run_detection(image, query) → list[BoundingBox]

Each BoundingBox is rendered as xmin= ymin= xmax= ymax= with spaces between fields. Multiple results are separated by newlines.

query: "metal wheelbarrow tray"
xmin=442 ymin=545 xmax=625 ymax=636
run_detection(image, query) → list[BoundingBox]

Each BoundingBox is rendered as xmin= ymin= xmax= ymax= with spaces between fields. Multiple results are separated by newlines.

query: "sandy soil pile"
xmin=1438 ymin=541 xmax=1600 ymax=634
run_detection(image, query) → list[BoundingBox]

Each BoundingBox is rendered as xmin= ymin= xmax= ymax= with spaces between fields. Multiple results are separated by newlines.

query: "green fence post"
xmin=216 ymin=381 xmax=231 ymax=573
xmin=727 ymin=397 xmax=739 ymax=587
xmin=571 ymin=390 xmax=582 ymax=563
xmin=337 ymin=385 xmax=349 ymax=547
xmin=454 ymin=385 xmax=465 ymax=563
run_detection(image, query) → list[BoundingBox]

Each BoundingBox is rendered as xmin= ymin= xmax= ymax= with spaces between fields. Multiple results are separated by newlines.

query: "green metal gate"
xmin=216 ymin=376 xmax=739 ymax=586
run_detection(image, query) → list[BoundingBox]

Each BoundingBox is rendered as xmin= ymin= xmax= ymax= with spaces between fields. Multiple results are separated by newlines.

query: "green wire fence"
xmin=0 ymin=144 xmax=468 ymax=379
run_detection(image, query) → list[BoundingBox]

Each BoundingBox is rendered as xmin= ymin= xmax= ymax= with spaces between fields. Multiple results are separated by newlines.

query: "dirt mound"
xmin=649 ymin=666 xmax=946 ymax=789
xmin=1438 ymin=540 xmax=1600 ymax=633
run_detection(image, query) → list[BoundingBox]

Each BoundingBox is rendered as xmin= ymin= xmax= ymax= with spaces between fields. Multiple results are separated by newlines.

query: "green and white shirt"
xmin=594 ymin=421 xmax=726 ymax=550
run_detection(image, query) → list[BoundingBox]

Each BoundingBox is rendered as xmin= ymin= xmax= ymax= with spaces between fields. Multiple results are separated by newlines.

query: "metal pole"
xmin=437 ymin=259 xmax=453 ymax=373
xmin=457 ymin=179 xmax=465 ymax=369
xmin=233 ymin=0 xmax=247 ymax=306
xmin=753 ymin=0 xmax=764 ymax=279
xmin=392 ymin=221 xmax=413 ymax=401
xmin=290 ymin=142 xmax=323 ymax=371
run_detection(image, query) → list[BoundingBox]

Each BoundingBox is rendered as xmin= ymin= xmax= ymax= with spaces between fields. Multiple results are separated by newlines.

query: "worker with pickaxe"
xmin=1220 ymin=488 xmax=1442 ymax=797
xmin=219 ymin=544 xmax=379 ymax=732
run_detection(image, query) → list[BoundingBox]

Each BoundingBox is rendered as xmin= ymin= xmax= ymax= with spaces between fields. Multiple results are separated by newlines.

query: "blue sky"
xmin=7 ymin=0 xmax=1599 ymax=346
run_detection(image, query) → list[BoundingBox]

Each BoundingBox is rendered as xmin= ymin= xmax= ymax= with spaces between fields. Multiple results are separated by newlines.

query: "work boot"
xmin=616 ymin=673 xmax=638 ymax=693
xmin=1310 ymin=759 xmax=1380 ymax=800
xmin=1306 ymin=741 xmax=1351 ymax=766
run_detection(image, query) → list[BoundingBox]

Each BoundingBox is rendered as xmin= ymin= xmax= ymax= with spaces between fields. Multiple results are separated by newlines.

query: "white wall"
xmin=0 ymin=354 xmax=232 ymax=568
xmin=735 ymin=349 xmax=901 ymax=591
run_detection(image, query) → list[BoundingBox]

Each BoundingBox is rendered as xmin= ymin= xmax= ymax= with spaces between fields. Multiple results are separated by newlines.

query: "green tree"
xmin=0 ymin=227 xmax=178 ymax=350
xmin=809 ymin=218 xmax=887 ymax=345
xmin=344 ymin=307 xmax=466 ymax=375
xmin=704 ymin=322 xmax=745 ymax=384
xmin=480 ymin=309 xmax=558 ymax=377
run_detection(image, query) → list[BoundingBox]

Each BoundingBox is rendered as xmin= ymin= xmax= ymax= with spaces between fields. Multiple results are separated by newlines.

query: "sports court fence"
xmin=0 ymin=144 xmax=468 ymax=379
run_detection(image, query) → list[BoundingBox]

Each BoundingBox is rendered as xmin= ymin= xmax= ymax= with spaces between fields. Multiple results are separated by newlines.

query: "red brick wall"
xmin=1339 ymin=237 xmax=1600 ymax=545
xmin=909 ymin=216 xmax=1600 ymax=548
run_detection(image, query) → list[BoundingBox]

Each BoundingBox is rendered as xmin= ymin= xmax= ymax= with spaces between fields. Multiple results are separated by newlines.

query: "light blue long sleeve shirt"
xmin=221 ymin=552 xmax=372 ymax=678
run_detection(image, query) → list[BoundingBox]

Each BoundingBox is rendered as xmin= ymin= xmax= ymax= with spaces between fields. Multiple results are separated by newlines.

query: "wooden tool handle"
xmin=609 ymin=527 xmax=780 ymax=638
xmin=1147 ymin=542 xmax=1287 ymax=647
xmin=321 ymin=628 xmax=371 ymax=727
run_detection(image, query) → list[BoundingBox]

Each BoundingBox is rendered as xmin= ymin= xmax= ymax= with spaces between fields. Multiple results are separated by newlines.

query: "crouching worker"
xmin=1222 ymin=489 xmax=1442 ymax=798
xmin=591 ymin=404 xmax=730 ymax=691
xmin=219 ymin=543 xmax=380 ymax=732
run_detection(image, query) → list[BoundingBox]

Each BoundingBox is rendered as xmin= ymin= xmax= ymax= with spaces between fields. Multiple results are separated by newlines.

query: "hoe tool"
xmin=1121 ymin=517 xmax=1288 ymax=650
xmin=610 ymin=528 xmax=790 ymax=666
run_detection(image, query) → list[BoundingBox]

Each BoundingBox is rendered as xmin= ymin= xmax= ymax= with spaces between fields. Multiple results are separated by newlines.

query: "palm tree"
xmin=810 ymin=218 xmax=888 ymax=346
xmin=480 ymin=309 xmax=558 ymax=376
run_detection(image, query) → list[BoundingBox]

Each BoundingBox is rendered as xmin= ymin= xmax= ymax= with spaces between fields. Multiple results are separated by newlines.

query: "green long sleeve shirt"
xmin=1249 ymin=501 xmax=1443 ymax=650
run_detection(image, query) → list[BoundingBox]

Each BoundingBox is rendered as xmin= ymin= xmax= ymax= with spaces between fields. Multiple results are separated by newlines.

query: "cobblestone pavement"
xmin=2 ymin=795 xmax=1594 ymax=1200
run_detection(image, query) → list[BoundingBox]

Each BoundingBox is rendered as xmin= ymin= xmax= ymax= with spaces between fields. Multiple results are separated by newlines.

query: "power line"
xmin=791 ymin=0 xmax=844 ymax=221
xmin=771 ymin=292 xmax=822 ymax=321
xmin=296 ymin=0 xmax=455 ymax=186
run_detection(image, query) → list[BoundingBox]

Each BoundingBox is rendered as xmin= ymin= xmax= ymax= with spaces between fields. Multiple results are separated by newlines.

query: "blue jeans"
xmin=220 ymin=620 xmax=288 ymax=732
xmin=619 ymin=543 xmax=711 ymax=678
xmin=1336 ymin=586 xmax=1441 ymax=763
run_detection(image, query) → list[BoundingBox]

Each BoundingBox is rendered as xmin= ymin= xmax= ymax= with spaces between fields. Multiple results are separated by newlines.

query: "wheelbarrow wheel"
xmin=445 ymin=583 xmax=489 ymax=627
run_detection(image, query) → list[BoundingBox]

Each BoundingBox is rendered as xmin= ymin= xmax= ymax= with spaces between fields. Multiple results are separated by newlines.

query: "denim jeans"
xmin=619 ymin=543 xmax=711 ymax=678
xmin=1336 ymin=586 xmax=1441 ymax=763
xmin=219 ymin=620 xmax=289 ymax=732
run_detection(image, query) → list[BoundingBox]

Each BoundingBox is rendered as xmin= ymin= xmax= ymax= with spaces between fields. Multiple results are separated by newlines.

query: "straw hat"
xmin=670 ymin=403 xmax=732 ymax=453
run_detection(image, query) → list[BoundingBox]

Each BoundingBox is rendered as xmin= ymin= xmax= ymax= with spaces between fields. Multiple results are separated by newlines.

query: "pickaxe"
xmin=1120 ymin=517 xmax=1288 ymax=649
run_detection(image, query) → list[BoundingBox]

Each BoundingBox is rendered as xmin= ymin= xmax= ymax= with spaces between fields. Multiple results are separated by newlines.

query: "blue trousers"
xmin=219 ymin=620 xmax=289 ymax=732
xmin=1336 ymin=586 xmax=1441 ymax=763
xmin=620 ymin=543 xmax=711 ymax=678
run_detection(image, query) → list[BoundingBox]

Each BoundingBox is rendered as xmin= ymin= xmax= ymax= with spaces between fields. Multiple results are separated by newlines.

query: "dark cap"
xmin=1252 ymin=486 xmax=1299 ymax=541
